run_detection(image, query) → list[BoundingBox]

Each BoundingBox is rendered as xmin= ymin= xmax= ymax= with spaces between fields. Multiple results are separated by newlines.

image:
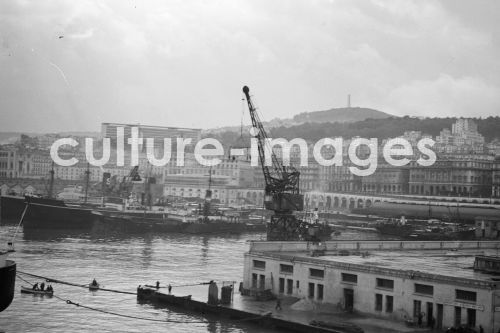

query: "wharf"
xmin=137 ymin=284 xmax=432 ymax=333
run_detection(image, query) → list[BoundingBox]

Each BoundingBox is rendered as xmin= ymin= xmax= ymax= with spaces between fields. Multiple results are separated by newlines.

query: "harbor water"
xmin=0 ymin=225 xmax=384 ymax=333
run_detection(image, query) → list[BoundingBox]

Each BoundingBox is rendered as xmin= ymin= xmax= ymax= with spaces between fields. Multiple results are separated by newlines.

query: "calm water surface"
xmin=0 ymin=225 xmax=382 ymax=333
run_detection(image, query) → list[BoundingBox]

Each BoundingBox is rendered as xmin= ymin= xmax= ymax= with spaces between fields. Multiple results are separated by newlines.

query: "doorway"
xmin=426 ymin=302 xmax=434 ymax=327
xmin=344 ymin=288 xmax=354 ymax=312
xmin=436 ymin=304 xmax=443 ymax=329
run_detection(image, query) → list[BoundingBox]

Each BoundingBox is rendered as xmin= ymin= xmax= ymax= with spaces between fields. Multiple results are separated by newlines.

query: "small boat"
xmin=20 ymin=286 xmax=53 ymax=296
xmin=89 ymin=283 xmax=100 ymax=291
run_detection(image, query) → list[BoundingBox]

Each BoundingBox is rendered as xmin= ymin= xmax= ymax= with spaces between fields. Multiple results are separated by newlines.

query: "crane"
xmin=242 ymin=85 xmax=309 ymax=241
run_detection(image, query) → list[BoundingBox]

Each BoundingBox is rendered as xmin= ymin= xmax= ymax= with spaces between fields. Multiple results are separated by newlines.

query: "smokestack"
xmin=348 ymin=94 xmax=351 ymax=108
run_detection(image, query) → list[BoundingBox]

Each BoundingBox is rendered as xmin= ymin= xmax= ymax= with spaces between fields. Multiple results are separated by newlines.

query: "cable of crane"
xmin=50 ymin=293 xmax=211 ymax=324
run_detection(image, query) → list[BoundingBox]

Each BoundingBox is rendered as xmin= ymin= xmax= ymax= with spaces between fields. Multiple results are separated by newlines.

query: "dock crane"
xmin=242 ymin=85 xmax=311 ymax=241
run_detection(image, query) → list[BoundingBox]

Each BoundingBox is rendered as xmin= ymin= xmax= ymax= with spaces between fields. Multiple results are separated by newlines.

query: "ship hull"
xmin=23 ymin=203 xmax=97 ymax=230
xmin=0 ymin=195 xmax=65 ymax=222
xmin=183 ymin=221 xmax=246 ymax=234
xmin=0 ymin=259 xmax=16 ymax=312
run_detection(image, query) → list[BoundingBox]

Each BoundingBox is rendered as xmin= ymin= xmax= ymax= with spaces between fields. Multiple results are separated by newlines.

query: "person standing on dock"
xmin=275 ymin=298 xmax=282 ymax=310
xmin=168 ymin=284 xmax=172 ymax=294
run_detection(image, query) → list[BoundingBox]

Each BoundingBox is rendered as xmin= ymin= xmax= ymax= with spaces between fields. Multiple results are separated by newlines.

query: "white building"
xmin=243 ymin=241 xmax=500 ymax=332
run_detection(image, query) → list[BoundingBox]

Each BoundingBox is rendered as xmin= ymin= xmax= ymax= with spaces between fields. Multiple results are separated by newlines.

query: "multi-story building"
xmin=409 ymin=154 xmax=493 ymax=197
xmin=493 ymin=158 xmax=500 ymax=198
xmin=0 ymin=147 xmax=17 ymax=178
xmin=361 ymin=164 xmax=409 ymax=194
xmin=243 ymin=241 xmax=500 ymax=332
xmin=436 ymin=119 xmax=485 ymax=154
xmin=101 ymin=122 xmax=202 ymax=151
xmin=319 ymin=163 xmax=361 ymax=193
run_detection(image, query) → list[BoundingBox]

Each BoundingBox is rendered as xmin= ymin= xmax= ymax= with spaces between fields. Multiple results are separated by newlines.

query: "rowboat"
xmin=20 ymin=286 xmax=53 ymax=296
xmin=89 ymin=283 xmax=100 ymax=291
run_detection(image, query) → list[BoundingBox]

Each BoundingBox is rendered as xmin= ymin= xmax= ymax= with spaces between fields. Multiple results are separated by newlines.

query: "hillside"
xmin=292 ymin=107 xmax=393 ymax=124
xmin=269 ymin=116 xmax=500 ymax=142
xmin=207 ymin=116 xmax=500 ymax=147
xmin=206 ymin=106 xmax=393 ymax=134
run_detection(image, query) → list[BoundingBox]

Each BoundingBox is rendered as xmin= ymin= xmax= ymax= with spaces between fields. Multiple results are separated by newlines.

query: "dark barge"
xmin=136 ymin=286 xmax=343 ymax=333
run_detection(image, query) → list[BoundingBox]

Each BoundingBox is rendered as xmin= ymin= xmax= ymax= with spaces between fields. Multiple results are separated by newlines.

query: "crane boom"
xmin=242 ymin=86 xmax=301 ymax=198
xmin=242 ymin=85 xmax=310 ymax=241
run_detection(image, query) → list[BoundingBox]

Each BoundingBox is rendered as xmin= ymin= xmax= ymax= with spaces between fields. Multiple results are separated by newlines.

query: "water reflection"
xmin=141 ymin=235 xmax=153 ymax=269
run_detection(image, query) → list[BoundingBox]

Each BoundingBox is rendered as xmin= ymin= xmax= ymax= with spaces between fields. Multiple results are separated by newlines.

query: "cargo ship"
xmin=0 ymin=249 xmax=16 ymax=312
xmin=375 ymin=216 xmax=476 ymax=240
xmin=0 ymin=195 xmax=65 ymax=222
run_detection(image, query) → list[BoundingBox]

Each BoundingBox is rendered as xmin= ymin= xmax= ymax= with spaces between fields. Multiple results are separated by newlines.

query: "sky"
xmin=0 ymin=0 xmax=499 ymax=133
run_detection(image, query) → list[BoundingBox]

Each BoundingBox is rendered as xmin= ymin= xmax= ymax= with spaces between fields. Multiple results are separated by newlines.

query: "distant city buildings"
xmin=1 ymin=118 xmax=500 ymax=200
xmin=436 ymin=118 xmax=485 ymax=153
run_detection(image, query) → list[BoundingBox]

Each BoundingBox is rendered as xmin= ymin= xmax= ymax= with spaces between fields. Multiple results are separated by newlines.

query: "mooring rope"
xmin=50 ymin=293 xmax=211 ymax=324
xmin=17 ymin=271 xmax=136 ymax=295
xmin=16 ymin=273 xmax=35 ymax=286
xmin=144 ymin=281 xmax=213 ymax=289
xmin=17 ymin=271 xmax=217 ymax=296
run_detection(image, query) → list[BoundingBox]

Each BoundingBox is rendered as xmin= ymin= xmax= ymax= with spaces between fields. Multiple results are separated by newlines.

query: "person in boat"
xmin=40 ymin=282 xmax=45 ymax=291
xmin=92 ymin=278 xmax=98 ymax=286
xmin=168 ymin=284 xmax=172 ymax=294
xmin=46 ymin=285 xmax=53 ymax=292
xmin=156 ymin=281 xmax=160 ymax=289
xmin=32 ymin=283 xmax=39 ymax=290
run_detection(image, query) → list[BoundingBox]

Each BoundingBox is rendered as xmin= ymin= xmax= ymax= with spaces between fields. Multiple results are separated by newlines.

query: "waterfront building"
xmin=409 ymin=153 xmax=493 ymax=197
xmin=319 ymin=163 xmax=361 ymax=193
xmin=243 ymin=241 xmax=500 ymax=332
xmin=493 ymin=159 xmax=500 ymax=198
xmin=0 ymin=148 xmax=18 ymax=178
xmin=360 ymin=163 xmax=409 ymax=194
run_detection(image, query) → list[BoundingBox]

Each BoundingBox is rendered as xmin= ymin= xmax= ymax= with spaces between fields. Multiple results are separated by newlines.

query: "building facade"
xmin=243 ymin=241 xmax=500 ymax=332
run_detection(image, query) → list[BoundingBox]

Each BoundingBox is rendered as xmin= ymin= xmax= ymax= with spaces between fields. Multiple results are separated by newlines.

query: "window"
xmin=376 ymin=278 xmax=394 ymax=290
xmin=341 ymin=273 xmax=358 ymax=284
xmin=280 ymin=264 xmax=293 ymax=274
xmin=385 ymin=295 xmax=393 ymax=313
xmin=253 ymin=260 xmax=266 ymax=270
xmin=456 ymin=289 xmax=477 ymax=302
xmin=375 ymin=293 xmax=383 ymax=311
xmin=279 ymin=278 xmax=285 ymax=294
xmin=286 ymin=279 xmax=293 ymax=295
xmin=415 ymin=283 xmax=434 ymax=296
xmin=309 ymin=268 xmax=325 ymax=279
xmin=296 ymin=280 xmax=300 ymax=289
xmin=308 ymin=283 xmax=315 ymax=298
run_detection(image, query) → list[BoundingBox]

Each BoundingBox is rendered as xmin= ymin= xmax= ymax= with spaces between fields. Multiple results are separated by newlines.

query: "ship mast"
xmin=48 ymin=161 xmax=55 ymax=199
xmin=84 ymin=163 xmax=90 ymax=204
xmin=203 ymin=166 xmax=213 ymax=221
